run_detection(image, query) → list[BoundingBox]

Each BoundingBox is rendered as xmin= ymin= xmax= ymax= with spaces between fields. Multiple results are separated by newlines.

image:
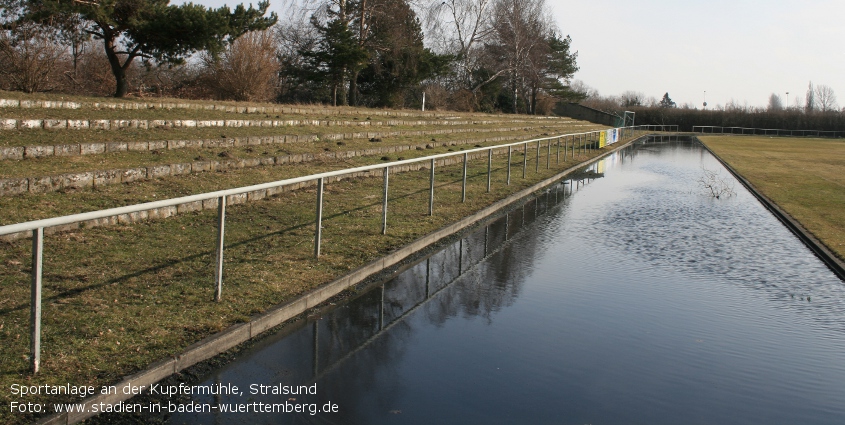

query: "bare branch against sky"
xmin=177 ymin=0 xmax=845 ymax=108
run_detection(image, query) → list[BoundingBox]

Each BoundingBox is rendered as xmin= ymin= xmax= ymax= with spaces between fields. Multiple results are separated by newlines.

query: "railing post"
xmin=487 ymin=148 xmax=492 ymax=193
xmin=382 ymin=167 xmax=389 ymax=235
xmin=507 ymin=146 xmax=512 ymax=185
xmin=547 ymin=140 xmax=551 ymax=169
xmin=214 ymin=196 xmax=226 ymax=301
xmin=556 ymin=137 xmax=561 ymax=164
xmin=429 ymin=159 xmax=435 ymax=216
xmin=30 ymin=227 xmax=43 ymax=373
xmin=522 ymin=142 xmax=527 ymax=178
xmin=535 ymin=141 xmax=540 ymax=172
xmin=564 ymin=136 xmax=568 ymax=161
xmin=574 ymin=135 xmax=578 ymax=157
xmin=315 ymin=178 xmax=323 ymax=258
xmin=461 ymin=152 xmax=468 ymax=202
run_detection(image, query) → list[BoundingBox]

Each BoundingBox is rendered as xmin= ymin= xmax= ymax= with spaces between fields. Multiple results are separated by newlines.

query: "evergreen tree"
xmin=529 ymin=32 xmax=581 ymax=112
xmin=13 ymin=0 xmax=276 ymax=97
xmin=659 ymin=92 xmax=676 ymax=108
xmin=300 ymin=17 xmax=368 ymax=106
xmin=355 ymin=0 xmax=449 ymax=107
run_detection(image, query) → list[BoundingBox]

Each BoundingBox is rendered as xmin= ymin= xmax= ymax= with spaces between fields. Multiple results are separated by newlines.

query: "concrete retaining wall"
xmin=0 ymin=98 xmax=571 ymax=120
xmin=0 ymin=123 xmax=598 ymax=160
xmin=0 ymin=117 xmax=551 ymax=131
xmin=0 ymin=98 xmax=445 ymax=117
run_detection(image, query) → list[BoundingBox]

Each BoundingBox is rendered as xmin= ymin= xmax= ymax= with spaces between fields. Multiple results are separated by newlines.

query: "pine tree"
xmin=533 ymin=32 xmax=581 ymax=107
xmin=14 ymin=0 xmax=277 ymax=97
xmin=659 ymin=92 xmax=676 ymax=108
xmin=355 ymin=0 xmax=449 ymax=107
xmin=302 ymin=17 xmax=369 ymax=106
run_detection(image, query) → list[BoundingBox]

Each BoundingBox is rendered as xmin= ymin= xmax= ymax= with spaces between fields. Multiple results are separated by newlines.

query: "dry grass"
xmin=699 ymin=135 xmax=845 ymax=261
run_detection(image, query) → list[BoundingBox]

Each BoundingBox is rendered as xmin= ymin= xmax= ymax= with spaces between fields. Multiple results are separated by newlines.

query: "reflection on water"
xmin=168 ymin=137 xmax=845 ymax=425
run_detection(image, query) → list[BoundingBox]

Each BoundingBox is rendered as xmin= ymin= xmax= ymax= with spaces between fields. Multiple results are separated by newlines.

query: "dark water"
xmin=168 ymin=138 xmax=845 ymax=425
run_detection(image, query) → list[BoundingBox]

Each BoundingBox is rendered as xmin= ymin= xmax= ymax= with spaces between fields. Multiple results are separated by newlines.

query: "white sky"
xmin=183 ymin=0 xmax=845 ymax=109
xmin=551 ymin=0 xmax=845 ymax=108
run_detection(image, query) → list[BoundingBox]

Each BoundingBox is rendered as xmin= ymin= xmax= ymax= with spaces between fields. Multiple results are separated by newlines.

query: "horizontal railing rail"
xmin=0 ymin=124 xmax=675 ymax=373
xmin=692 ymin=126 xmax=845 ymax=138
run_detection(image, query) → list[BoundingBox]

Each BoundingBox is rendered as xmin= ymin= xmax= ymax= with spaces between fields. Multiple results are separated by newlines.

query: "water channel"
xmin=167 ymin=137 xmax=845 ymax=424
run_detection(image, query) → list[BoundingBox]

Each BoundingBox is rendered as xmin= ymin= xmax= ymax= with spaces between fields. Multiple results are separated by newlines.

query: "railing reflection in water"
xmin=289 ymin=170 xmax=599 ymax=384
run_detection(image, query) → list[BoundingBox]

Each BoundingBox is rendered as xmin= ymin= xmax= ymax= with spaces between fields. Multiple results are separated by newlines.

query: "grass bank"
xmin=699 ymin=136 xmax=845 ymax=261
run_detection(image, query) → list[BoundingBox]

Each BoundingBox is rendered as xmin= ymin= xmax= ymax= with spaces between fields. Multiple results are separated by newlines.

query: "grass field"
xmin=0 ymin=92 xmax=621 ymax=424
xmin=699 ymin=135 xmax=845 ymax=261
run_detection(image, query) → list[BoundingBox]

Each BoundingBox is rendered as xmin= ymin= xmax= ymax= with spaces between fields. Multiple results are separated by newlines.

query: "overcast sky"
xmin=183 ymin=0 xmax=844 ymax=109
xmin=551 ymin=0 xmax=845 ymax=108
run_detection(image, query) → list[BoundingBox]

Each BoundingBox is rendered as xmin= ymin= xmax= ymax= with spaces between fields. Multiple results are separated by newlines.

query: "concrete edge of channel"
xmin=34 ymin=135 xmax=646 ymax=425
xmin=697 ymin=136 xmax=845 ymax=281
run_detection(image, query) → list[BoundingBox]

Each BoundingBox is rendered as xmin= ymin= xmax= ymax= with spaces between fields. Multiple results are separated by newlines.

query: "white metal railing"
xmin=692 ymin=126 xmax=844 ymax=138
xmin=0 ymin=124 xmax=675 ymax=373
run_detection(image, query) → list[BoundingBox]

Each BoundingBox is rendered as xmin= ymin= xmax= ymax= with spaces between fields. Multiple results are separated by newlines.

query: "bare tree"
xmin=573 ymin=82 xmax=625 ymax=113
xmin=202 ymin=30 xmax=280 ymax=102
xmin=54 ymin=13 xmax=90 ymax=85
xmin=275 ymin=1 xmax=321 ymax=65
xmin=814 ymin=84 xmax=838 ymax=113
xmin=787 ymin=94 xmax=802 ymax=111
xmin=421 ymin=0 xmax=493 ymax=83
xmin=490 ymin=0 xmax=549 ymax=113
xmin=569 ymin=79 xmax=598 ymax=98
xmin=275 ymin=0 xmax=321 ymax=99
xmin=699 ymin=167 xmax=735 ymax=199
xmin=0 ymin=22 xmax=67 ymax=92
xmin=620 ymin=90 xmax=645 ymax=107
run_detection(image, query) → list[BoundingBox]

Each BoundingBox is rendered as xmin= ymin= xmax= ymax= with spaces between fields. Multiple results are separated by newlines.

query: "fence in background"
xmin=0 ymin=124 xmax=675 ymax=373
xmin=693 ymin=126 xmax=845 ymax=138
